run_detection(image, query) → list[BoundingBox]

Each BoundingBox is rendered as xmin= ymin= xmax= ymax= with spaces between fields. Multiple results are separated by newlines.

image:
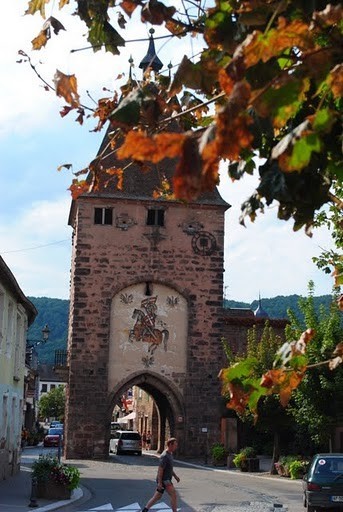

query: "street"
xmin=24 ymin=447 xmax=305 ymax=512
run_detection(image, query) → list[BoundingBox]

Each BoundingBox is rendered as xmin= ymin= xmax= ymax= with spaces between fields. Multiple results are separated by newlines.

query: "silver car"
xmin=110 ymin=430 xmax=142 ymax=455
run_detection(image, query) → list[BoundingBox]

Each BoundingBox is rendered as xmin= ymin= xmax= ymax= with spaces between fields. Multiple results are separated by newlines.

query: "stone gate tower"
xmin=64 ymin=36 xmax=229 ymax=459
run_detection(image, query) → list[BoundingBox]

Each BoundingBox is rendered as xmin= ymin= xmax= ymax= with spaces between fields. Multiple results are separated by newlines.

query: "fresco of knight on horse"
xmin=129 ymin=296 xmax=169 ymax=354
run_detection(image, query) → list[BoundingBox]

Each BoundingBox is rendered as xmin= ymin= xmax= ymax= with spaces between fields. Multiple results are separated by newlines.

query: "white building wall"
xmin=0 ymin=284 xmax=27 ymax=479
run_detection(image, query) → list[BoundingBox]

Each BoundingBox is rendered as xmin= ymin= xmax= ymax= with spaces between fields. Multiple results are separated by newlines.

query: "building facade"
xmin=0 ymin=256 xmax=37 ymax=479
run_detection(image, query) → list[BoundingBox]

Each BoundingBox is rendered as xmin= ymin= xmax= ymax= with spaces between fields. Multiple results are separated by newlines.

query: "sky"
xmin=0 ymin=1 xmax=336 ymax=304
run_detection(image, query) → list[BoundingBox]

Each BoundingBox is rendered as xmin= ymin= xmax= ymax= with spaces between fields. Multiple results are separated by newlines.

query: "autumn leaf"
xmin=235 ymin=18 xmax=313 ymax=69
xmin=215 ymin=82 xmax=253 ymax=161
xmin=105 ymin=167 xmax=124 ymax=190
xmin=54 ymin=70 xmax=80 ymax=107
xmin=120 ymin=0 xmax=140 ymax=17
xmin=261 ymin=368 xmax=304 ymax=407
xmin=25 ymin=0 xmax=49 ymax=18
xmin=46 ymin=16 xmax=66 ymax=35
xmin=57 ymin=163 xmax=72 ymax=171
xmin=32 ymin=29 xmax=49 ymax=50
xmin=313 ymin=4 xmax=343 ymax=27
xmin=68 ymin=179 xmax=89 ymax=200
xmin=31 ymin=16 xmax=65 ymax=50
xmin=141 ymin=0 xmax=176 ymax=25
xmin=117 ymin=130 xmax=186 ymax=163
xmin=328 ymin=64 xmax=343 ymax=99
xmin=94 ymin=97 xmax=119 ymax=131
xmin=60 ymin=105 xmax=74 ymax=118
xmin=173 ymin=136 xmax=203 ymax=201
xmin=218 ymin=68 xmax=234 ymax=96
xmin=165 ymin=19 xmax=186 ymax=37
xmin=279 ymin=371 xmax=304 ymax=407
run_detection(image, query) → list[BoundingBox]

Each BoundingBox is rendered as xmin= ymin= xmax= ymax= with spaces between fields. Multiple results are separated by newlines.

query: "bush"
xmin=289 ymin=459 xmax=309 ymax=480
xmin=32 ymin=455 xmax=80 ymax=491
xmin=211 ymin=443 xmax=226 ymax=461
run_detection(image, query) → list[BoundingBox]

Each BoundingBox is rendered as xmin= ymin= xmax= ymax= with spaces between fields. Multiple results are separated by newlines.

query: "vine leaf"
xmin=32 ymin=17 xmax=66 ymax=50
xmin=141 ymin=0 xmax=176 ymax=25
xmin=117 ymin=130 xmax=186 ymax=163
xmin=54 ymin=70 xmax=80 ymax=107
xmin=25 ymin=0 xmax=49 ymax=18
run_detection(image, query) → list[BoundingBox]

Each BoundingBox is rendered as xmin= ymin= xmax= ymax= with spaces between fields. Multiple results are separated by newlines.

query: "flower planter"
xmin=212 ymin=457 xmax=227 ymax=466
xmin=247 ymin=457 xmax=259 ymax=472
xmin=36 ymin=481 xmax=71 ymax=500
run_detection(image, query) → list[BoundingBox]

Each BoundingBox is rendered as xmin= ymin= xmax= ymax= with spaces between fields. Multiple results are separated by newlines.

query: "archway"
xmin=108 ymin=370 xmax=185 ymax=454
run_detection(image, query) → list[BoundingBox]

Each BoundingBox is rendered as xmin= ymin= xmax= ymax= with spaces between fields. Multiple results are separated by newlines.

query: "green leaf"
xmin=287 ymin=133 xmax=322 ymax=170
xmin=289 ymin=354 xmax=308 ymax=370
xmin=225 ymin=358 xmax=259 ymax=381
xmin=254 ymin=77 xmax=310 ymax=128
xmin=88 ymin=18 xmax=125 ymax=55
xmin=312 ymin=108 xmax=335 ymax=132
xmin=109 ymin=89 xmax=143 ymax=126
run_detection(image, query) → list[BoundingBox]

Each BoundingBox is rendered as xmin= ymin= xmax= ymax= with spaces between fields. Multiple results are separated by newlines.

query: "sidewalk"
xmin=0 ymin=447 xmax=83 ymax=512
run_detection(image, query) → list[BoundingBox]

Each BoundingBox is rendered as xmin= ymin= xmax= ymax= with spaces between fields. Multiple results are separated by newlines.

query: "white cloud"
xmin=0 ymin=197 xmax=72 ymax=298
xmin=219 ymin=171 xmax=334 ymax=302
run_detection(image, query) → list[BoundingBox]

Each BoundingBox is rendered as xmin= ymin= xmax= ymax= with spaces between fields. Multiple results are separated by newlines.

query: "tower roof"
xmin=254 ymin=294 xmax=269 ymax=319
xmin=139 ymin=29 xmax=163 ymax=74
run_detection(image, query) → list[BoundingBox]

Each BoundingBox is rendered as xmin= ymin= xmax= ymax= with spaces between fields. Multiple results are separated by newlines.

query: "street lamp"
xmin=27 ymin=324 xmax=50 ymax=347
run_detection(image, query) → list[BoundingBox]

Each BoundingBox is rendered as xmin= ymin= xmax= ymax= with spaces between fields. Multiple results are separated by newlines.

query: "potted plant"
xmin=211 ymin=443 xmax=227 ymax=466
xmin=32 ymin=454 xmax=80 ymax=499
xmin=233 ymin=447 xmax=259 ymax=472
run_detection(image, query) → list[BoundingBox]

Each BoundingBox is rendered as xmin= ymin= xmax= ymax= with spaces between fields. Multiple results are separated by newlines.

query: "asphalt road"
xmin=52 ymin=451 xmax=305 ymax=512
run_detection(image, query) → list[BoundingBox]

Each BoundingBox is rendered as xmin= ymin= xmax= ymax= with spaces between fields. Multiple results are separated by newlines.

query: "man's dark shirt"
xmin=158 ymin=450 xmax=174 ymax=481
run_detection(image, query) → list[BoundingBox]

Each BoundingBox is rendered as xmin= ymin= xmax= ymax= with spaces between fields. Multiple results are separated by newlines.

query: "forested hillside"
xmin=27 ymin=297 xmax=69 ymax=365
xmin=224 ymin=294 xmax=333 ymax=319
xmin=28 ymin=294 xmax=333 ymax=365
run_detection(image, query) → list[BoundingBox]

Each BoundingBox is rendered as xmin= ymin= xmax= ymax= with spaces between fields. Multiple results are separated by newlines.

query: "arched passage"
xmin=108 ymin=370 xmax=185 ymax=454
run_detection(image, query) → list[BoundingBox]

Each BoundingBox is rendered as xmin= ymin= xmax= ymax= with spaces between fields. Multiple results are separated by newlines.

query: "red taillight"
xmin=139 ymin=440 xmax=142 ymax=447
xmin=118 ymin=440 xmax=123 ymax=447
xmin=308 ymin=482 xmax=321 ymax=491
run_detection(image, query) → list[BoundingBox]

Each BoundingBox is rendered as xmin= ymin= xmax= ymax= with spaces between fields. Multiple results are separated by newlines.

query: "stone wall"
xmin=65 ymin=195 xmax=227 ymax=459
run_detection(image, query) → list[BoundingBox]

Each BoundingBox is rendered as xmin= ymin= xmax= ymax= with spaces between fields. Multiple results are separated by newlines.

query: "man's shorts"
xmin=156 ymin=479 xmax=173 ymax=493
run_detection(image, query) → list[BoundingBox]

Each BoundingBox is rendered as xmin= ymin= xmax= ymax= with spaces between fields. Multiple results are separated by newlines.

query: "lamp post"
xmin=27 ymin=324 xmax=50 ymax=347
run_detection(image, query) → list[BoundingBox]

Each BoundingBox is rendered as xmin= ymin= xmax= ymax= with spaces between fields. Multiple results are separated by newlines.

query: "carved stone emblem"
xmin=191 ymin=231 xmax=217 ymax=256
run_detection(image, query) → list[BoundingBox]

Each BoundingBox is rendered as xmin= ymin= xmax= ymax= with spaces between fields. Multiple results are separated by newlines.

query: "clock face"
xmin=191 ymin=231 xmax=217 ymax=255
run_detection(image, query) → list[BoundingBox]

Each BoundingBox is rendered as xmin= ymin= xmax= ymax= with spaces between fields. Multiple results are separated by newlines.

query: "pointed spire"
xmin=254 ymin=292 xmax=269 ymax=318
xmin=139 ymin=28 xmax=163 ymax=74
xmin=128 ymin=55 xmax=134 ymax=81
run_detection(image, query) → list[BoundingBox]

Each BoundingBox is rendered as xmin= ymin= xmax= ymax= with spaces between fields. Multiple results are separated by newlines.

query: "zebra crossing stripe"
xmin=83 ymin=503 xmax=180 ymax=511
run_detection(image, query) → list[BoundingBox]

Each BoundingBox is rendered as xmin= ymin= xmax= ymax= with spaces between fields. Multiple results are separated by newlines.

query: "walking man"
xmin=141 ymin=437 xmax=180 ymax=512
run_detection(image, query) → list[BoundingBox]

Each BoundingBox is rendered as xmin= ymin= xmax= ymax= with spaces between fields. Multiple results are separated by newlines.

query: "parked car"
xmin=303 ymin=453 xmax=343 ymax=511
xmin=109 ymin=430 xmax=142 ymax=455
xmin=43 ymin=427 xmax=64 ymax=448
xmin=50 ymin=421 xmax=63 ymax=428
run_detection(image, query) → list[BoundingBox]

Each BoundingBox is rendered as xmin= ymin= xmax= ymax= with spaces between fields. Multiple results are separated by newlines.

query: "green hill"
xmin=27 ymin=297 xmax=69 ymax=365
xmin=28 ymin=294 xmax=334 ymax=365
xmin=224 ymin=294 xmax=333 ymax=320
